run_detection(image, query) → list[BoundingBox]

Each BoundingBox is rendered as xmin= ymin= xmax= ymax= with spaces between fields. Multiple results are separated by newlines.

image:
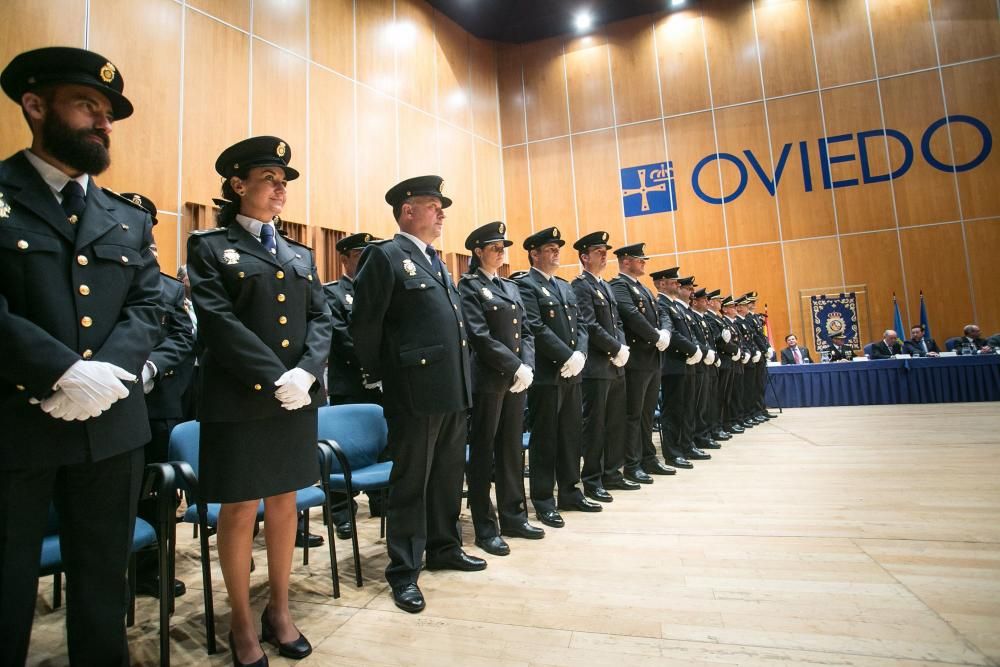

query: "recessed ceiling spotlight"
xmin=670 ymin=0 xmax=686 ymax=7
xmin=574 ymin=10 xmax=593 ymax=32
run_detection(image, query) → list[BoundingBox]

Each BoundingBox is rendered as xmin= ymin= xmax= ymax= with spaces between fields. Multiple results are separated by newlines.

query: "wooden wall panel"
xmin=571 ymin=129 xmax=621 ymax=240
xmin=475 ymin=138 xmax=504 ymax=224
xmin=730 ymin=243 xmax=790 ymax=342
xmin=754 ymin=0 xmax=818 ymax=99
xmin=878 ymin=71 xmax=959 ymax=227
xmin=840 ymin=230 xmax=905 ymax=342
xmin=941 ymin=59 xmax=1000 ymax=221
xmin=782 ymin=237 xmax=844 ymax=351
xmin=809 ymin=0 xmax=875 ymax=88
xmin=497 ymin=45 xmax=526 ymax=146
xmin=254 ymin=0 xmax=308 ymax=57
xmin=899 ymin=224 xmax=974 ymax=339
xmin=655 ymin=9 xmax=711 ymax=116
xmin=868 ymin=0 xmax=936 ymax=77
xmin=527 ymin=138 xmax=576 ymax=236
xmin=702 ymin=0 xmax=763 ymax=108
xmin=397 ymin=105 xmax=438 ymax=185
xmin=564 ymin=35 xmax=613 ymax=133
xmin=931 ymin=0 xmax=1000 ymax=65
xmin=964 ymin=219 xmax=1000 ymax=335
xmin=152 ymin=212 xmax=179 ymax=275
xmin=766 ymin=93 xmax=836 ymax=240
xmin=434 ymin=11 xmax=472 ymax=131
xmin=437 ymin=121 xmax=473 ymax=253
xmin=396 ymin=0 xmax=436 ymax=114
xmin=714 ymin=103 xmax=780 ymax=246
xmin=470 ymin=38 xmax=499 ymax=143
xmin=820 ymin=83 xmax=895 ymax=234
xmin=310 ymin=0 xmax=354 ymax=77
xmin=182 ymin=9 xmax=250 ymax=211
xmin=188 ymin=0 xmax=249 ymax=30
xmin=522 ymin=38 xmax=569 ymax=142
xmin=309 ymin=65 xmax=355 ymax=231
xmin=665 ymin=111 xmax=727 ymax=252
xmin=356 ymin=87 xmax=397 ymax=241
xmin=501 ymin=145 xmax=532 ymax=271
xmin=676 ymin=249 xmax=731 ymax=301
xmin=251 ymin=40 xmax=307 ymax=223
xmin=607 ymin=15 xmax=660 ymax=125
xmin=617 ymin=120 xmax=675 ymax=255
xmin=355 ymin=0 xmax=395 ymax=97
xmin=90 ymin=0 xmax=181 ymax=210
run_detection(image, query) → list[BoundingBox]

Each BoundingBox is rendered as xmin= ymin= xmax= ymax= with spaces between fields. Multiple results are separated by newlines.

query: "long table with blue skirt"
xmin=765 ymin=354 xmax=1000 ymax=408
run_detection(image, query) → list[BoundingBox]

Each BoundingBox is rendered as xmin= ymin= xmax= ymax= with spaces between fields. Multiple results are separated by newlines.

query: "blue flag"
xmin=893 ymin=293 xmax=905 ymax=339
xmin=919 ymin=291 xmax=931 ymax=340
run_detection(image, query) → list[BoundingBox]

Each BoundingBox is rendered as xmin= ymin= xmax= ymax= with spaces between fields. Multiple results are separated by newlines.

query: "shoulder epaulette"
xmin=102 ymin=187 xmax=150 ymax=213
xmin=460 ymin=272 xmax=479 ymax=281
xmin=554 ymin=276 xmax=569 ymax=283
xmin=190 ymin=227 xmax=226 ymax=236
xmin=370 ymin=238 xmax=392 ymax=245
xmin=323 ymin=280 xmax=338 ymax=288
xmin=159 ymin=272 xmax=182 ymax=284
xmin=283 ymin=236 xmax=313 ymax=251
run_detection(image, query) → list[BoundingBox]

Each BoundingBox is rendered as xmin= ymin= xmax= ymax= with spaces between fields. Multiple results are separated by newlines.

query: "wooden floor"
xmin=28 ymin=403 xmax=1000 ymax=666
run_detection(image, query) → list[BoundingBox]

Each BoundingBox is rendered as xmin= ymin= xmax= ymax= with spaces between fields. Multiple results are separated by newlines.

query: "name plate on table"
xmin=939 ymin=351 xmax=957 ymax=357
xmin=852 ymin=356 xmax=869 ymax=362
xmin=895 ymin=353 xmax=911 ymax=359
xmin=767 ymin=361 xmax=781 ymax=367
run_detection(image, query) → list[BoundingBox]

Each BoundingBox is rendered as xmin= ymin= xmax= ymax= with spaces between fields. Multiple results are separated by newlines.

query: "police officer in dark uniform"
xmin=516 ymin=227 xmax=601 ymax=529
xmin=571 ymin=231 xmax=637 ymax=503
xmin=350 ymin=175 xmax=483 ymax=615
xmin=828 ymin=332 xmax=855 ymax=362
xmin=609 ymin=243 xmax=675 ymax=483
xmin=122 ymin=192 xmax=196 ymax=599
xmin=0 ymin=47 xmax=162 ymax=665
xmin=734 ymin=295 xmax=764 ymax=427
xmin=704 ymin=291 xmax=738 ymax=441
xmin=746 ymin=294 xmax=776 ymax=421
xmin=459 ymin=222 xmax=544 ymax=557
xmin=651 ymin=268 xmax=705 ymax=469
xmin=686 ymin=283 xmax=720 ymax=451
xmin=717 ymin=296 xmax=746 ymax=435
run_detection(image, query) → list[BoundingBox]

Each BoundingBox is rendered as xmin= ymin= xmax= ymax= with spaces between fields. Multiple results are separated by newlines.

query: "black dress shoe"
xmin=765 ymin=411 xmax=778 ymax=419
xmin=501 ymin=521 xmax=546 ymax=539
xmin=294 ymin=531 xmax=324 ymax=548
xmin=604 ymin=478 xmax=641 ymax=491
xmin=425 ymin=550 xmax=488 ymax=571
xmin=688 ymin=448 xmax=712 ymax=460
xmin=474 ymin=536 xmax=510 ymax=556
xmin=715 ymin=431 xmax=732 ymax=440
xmin=558 ymin=497 xmax=603 ymax=512
xmin=644 ymin=460 xmax=677 ymax=475
xmin=701 ymin=440 xmax=721 ymax=450
xmin=229 ymin=632 xmax=268 ymax=667
xmin=536 ymin=510 xmax=565 ymax=528
xmin=742 ymin=419 xmax=757 ymax=428
xmin=727 ymin=424 xmax=745 ymax=434
xmin=335 ymin=522 xmax=353 ymax=540
xmin=672 ymin=457 xmax=694 ymax=469
xmin=584 ymin=487 xmax=614 ymax=503
xmin=261 ymin=607 xmax=312 ymax=660
xmin=136 ymin=576 xmax=186 ymax=599
xmin=391 ymin=583 xmax=425 ymax=613
xmin=624 ymin=469 xmax=654 ymax=484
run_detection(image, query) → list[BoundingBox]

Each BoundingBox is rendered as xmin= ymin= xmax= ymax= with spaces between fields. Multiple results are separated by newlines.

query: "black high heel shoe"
xmin=261 ymin=606 xmax=313 ymax=659
xmin=229 ymin=632 xmax=268 ymax=667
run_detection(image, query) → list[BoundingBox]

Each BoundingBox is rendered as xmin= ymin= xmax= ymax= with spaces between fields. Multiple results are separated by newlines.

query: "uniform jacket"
xmin=187 ymin=223 xmax=332 ymax=422
xmin=688 ymin=308 xmax=714 ymax=375
xmin=350 ymin=234 xmax=471 ymax=417
xmin=145 ymin=273 xmax=197 ymax=420
xmin=516 ymin=268 xmax=588 ymax=386
xmin=571 ymin=272 xmax=625 ymax=380
xmin=609 ymin=273 xmax=664 ymax=373
xmin=723 ymin=316 xmax=747 ymax=374
xmin=459 ymin=270 xmax=534 ymax=395
xmin=323 ymin=276 xmax=365 ymax=398
xmin=0 ymin=152 xmax=161 ymax=469
xmin=705 ymin=310 xmax=739 ymax=369
xmin=828 ymin=343 xmax=855 ymax=362
xmin=656 ymin=294 xmax=700 ymax=375
xmin=902 ymin=337 xmax=940 ymax=356
xmin=869 ymin=340 xmax=903 ymax=359
xmin=780 ymin=346 xmax=813 ymax=365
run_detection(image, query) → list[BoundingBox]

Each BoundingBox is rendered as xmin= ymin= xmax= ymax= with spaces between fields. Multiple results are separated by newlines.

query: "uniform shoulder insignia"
xmin=102 ymin=187 xmax=149 ymax=212
xmin=159 ymin=271 xmax=182 ymax=284
xmin=283 ymin=236 xmax=312 ymax=250
xmin=190 ymin=227 xmax=226 ymax=235
xmin=370 ymin=238 xmax=392 ymax=245
xmin=323 ymin=280 xmax=338 ymax=288
xmin=460 ymin=272 xmax=478 ymax=281
xmin=554 ymin=276 xmax=569 ymax=283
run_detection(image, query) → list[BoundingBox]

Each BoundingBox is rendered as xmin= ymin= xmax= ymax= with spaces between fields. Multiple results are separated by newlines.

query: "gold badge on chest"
xmin=222 ymin=248 xmax=240 ymax=265
xmin=403 ymin=259 xmax=417 ymax=276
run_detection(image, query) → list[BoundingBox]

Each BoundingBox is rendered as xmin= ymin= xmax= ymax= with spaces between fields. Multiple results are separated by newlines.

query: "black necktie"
xmin=492 ymin=277 xmax=503 ymax=290
xmin=426 ymin=245 xmax=443 ymax=277
xmin=61 ymin=181 xmax=85 ymax=223
xmin=260 ymin=223 xmax=277 ymax=254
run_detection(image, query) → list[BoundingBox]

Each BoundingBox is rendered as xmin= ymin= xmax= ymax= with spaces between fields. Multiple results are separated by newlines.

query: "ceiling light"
xmin=574 ymin=10 xmax=593 ymax=32
xmin=670 ymin=0 xmax=686 ymax=7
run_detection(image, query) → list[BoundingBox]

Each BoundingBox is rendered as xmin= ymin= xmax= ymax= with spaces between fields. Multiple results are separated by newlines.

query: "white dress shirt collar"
xmin=234 ymin=214 xmax=275 ymax=241
xmin=23 ymin=149 xmax=89 ymax=202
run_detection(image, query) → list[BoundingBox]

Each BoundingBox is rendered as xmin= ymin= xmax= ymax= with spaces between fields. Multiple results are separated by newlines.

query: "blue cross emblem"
xmin=621 ymin=162 xmax=677 ymax=217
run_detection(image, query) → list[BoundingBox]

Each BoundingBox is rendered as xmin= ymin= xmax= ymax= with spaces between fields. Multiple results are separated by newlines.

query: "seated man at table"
xmin=903 ymin=324 xmax=940 ymax=357
xmin=869 ymin=330 xmax=904 ymax=359
xmin=953 ymin=324 xmax=994 ymax=354
xmin=780 ymin=334 xmax=813 ymax=365
xmin=827 ymin=333 xmax=855 ymax=362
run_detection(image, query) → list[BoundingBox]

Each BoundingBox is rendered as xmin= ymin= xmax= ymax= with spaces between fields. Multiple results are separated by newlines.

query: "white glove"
xmin=559 ymin=351 xmax=586 ymax=378
xmin=274 ymin=368 xmax=316 ymax=410
xmin=722 ymin=328 xmax=732 ymax=343
xmin=686 ymin=347 xmax=703 ymax=365
xmin=703 ymin=349 xmax=716 ymax=365
xmin=56 ymin=360 xmax=135 ymax=414
xmin=714 ymin=358 xmax=721 ymax=367
xmin=40 ymin=390 xmax=97 ymax=421
xmin=611 ymin=345 xmax=630 ymax=367
xmin=741 ymin=351 xmax=751 ymax=364
xmin=767 ymin=347 xmax=775 ymax=360
xmin=510 ymin=364 xmax=533 ymax=393
xmin=655 ymin=329 xmax=671 ymax=351
xmin=752 ymin=350 xmax=762 ymax=363
xmin=732 ymin=350 xmax=741 ymax=361
xmin=363 ymin=380 xmax=383 ymax=392
xmin=141 ymin=361 xmax=156 ymax=394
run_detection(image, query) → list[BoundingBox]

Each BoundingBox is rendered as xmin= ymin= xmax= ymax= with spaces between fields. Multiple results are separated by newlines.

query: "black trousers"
xmin=623 ymin=367 xmax=659 ymax=473
xmin=719 ymin=368 xmax=736 ymax=427
xmin=468 ymin=389 xmax=529 ymax=539
xmin=660 ymin=372 xmax=693 ymax=460
xmin=704 ymin=368 xmax=720 ymax=434
xmin=0 ymin=447 xmax=143 ymax=666
xmin=526 ymin=382 xmax=585 ymax=512
xmin=328 ymin=391 xmax=387 ymax=524
xmin=740 ymin=365 xmax=757 ymax=419
xmin=755 ymin=362 xmax=769 ymax=413
xmin=580 ymin=375 xmax=627 ymax=490
xmin=384 ymin=411 xmax=466 ymax=588
xmin=689 ymin=370 xmax=708 ymax=443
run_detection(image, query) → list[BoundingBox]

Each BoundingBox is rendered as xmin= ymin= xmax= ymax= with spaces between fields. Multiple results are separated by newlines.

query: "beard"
xmin=41 ymin=110 xmax=111 ymax=175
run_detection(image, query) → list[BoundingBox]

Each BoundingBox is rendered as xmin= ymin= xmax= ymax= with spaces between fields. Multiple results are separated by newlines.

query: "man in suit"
xmin=516 ymin=227 xmax=601 ymax=530
xmin=780 ymin=334 xmax=813 ymax=365
xmin=903 ymin=324 xmax=940 ymax=357
xmin=652 ymin=268 xmax=706 ymax=470
xmin=827 ymin=332 xmax=855 ymax=362
xmin=870 ymin=329 xmax=904 ymax=359
xmin=0 ymin=48 xmax=162 ymax=665
xmin=609 ymin=243 xmax=673 ymax=483
xmin=571 ymin=231 xmax=637 ymax=504
xmin=955 ymin=324 xmax=993 ymax=354
xmin=351 ymin=175 xmax=482 ymax=614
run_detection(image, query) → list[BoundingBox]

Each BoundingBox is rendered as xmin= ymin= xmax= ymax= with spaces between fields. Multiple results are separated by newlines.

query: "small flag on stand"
xmin=919 ymin=291 xmax=932 ymax=339
xmin=892 ymin=293 xmax=905 ymax=338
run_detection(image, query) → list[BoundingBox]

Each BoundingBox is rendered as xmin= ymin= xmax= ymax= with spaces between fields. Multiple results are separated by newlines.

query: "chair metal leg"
xmin=197 ymin=504 xmax=217 ymax=654
xmin=345 ymin=480 xmax=362 ymax=588
xmin=53 ymin=572 xmax=62 ymax=609
xmin=127 ymin=552 xmax=136 ymax=627
xmin=301 ymin=509 xmax=310 ymax=566
xmin=379 ymin=488 xmax=387 ymax=539
xmin=322 ymin=491 xmax=340 ymax=599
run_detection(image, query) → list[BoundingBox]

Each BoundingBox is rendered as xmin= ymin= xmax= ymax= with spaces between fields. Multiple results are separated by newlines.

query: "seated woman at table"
xmin=827 ymin=333 xmax=854 ymax=362
xmin=869 ymin=330 xmax=904 ymax=359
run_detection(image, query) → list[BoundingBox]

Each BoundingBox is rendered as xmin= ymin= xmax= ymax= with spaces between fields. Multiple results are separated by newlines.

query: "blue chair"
xmin=945 ymin=336 xmax=962 ymax=351
xmin=39 ymin=463 xmax=176 ymax=666
xmin=863 ymin=343 xmax=874 ymax=357
xmin=317 ymin=403 xmax=392 ymax=587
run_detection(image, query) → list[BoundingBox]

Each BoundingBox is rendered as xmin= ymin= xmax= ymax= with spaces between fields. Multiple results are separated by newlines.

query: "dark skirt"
xmin=198 ymin=409 xmax=320 ymax=504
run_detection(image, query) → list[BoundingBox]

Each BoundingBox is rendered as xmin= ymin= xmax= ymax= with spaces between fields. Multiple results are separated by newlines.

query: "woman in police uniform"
xmin=187 ymin=137 xmax=332 ymax=666
xmin=459 ymin=222 xmax=544 ymax=557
